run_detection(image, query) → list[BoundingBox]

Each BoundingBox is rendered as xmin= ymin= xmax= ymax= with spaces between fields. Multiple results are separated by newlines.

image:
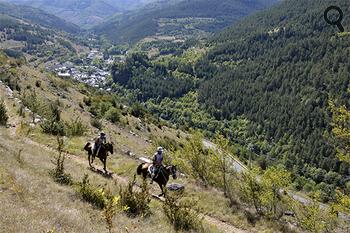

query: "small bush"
xmin=163 ymin=192 xmax=203 ymax=232
xmin=105 ymin=107 xmax=121 ymax=123
xmin=78 ymin=174 xmax=106 ymax=209
xmin=130 ymin=103 xmax=146 ymax=118
xmin=20 ymin=90 xmax=44 ymax=123
xmin=156 ymin=135 xmax=180 ymax=151
xmin=66 ymin=117 xmax=87 ymax=136
xmin=50 ymin=137 xmax=72 ymax=185
xmin=91 ymin=117 xmax=103 ymax=130
xmin=119 ymin=176 xmax=151 ymax=217
xmin=41 ymin=120 xmax=66 ymax=136
xmin=103 ymin=190 xmax=128 ymax=233
xmin=83 ymin=97 xmax=92 ymax=106
xmin=51 ymin=78 xmax=70 ymax=91
xmin=291 ymin=198 xmax=338 ymax=233
xmin=0 ymin=99 xmax=8 ymax=126
xmin=41 ymin=101 xmax=66 ymax=136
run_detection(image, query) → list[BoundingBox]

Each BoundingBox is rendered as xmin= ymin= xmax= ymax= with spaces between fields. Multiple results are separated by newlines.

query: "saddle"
xmin=148 ymin=164 xmax=163 ymax=176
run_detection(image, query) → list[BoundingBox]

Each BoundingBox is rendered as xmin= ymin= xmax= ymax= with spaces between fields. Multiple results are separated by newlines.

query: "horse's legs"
xmin=92 ymin=154 xmax=95 ymax=164
xmin=103 ymin=158 xmax=107 ymax=173
xmin=158 ymin=183 xmax=164 ymax=197
xmin=88 ymin=153 xmax=92 ymax=167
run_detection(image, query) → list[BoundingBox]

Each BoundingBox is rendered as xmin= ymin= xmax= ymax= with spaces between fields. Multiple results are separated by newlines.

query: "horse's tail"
xmin=84 ymin=142 xmax=92 ymax=155
xmin=137 ymin=163 xmax=144 ymax=175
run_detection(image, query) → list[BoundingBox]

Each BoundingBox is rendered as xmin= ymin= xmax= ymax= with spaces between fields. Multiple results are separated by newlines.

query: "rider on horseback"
xmin=93 ymin=131 xmax=107 ymax=156
xmin=150 ymin=146 xmax=164 ymax=184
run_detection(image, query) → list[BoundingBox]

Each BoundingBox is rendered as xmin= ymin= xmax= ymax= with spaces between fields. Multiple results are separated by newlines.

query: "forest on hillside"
xmin=94 ymin=0 xmax=278 ymax=43
xmin=110 ymin=0 xmax=350 ymax=201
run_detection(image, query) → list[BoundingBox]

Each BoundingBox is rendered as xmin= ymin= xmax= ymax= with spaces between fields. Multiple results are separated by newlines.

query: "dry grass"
xmin=0 ymin=128 xmax=180 ymax=233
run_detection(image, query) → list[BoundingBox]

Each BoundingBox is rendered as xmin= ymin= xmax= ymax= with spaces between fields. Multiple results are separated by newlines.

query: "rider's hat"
xmin=100 ymin=131 xmax=106 ymax=136
xmin=157 ymin=146 xmax=163 ymax=152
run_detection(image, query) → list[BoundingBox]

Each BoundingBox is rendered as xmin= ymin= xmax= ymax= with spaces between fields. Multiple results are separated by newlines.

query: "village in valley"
xmin=48 ymin=48 xmax=126 ymax=89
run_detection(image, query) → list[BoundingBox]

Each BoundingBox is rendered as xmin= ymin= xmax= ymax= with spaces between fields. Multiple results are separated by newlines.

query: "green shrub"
xmin=291 ymin=198 xmax=338 ymax=233
xmin=0 ymin=99 xmax=8 ymax=126
xmin=239 ymin=166 xmax=291 ymax=219
xmin=155 ymin=135 xmax=180 ymax=151
xmin=83 ymin=97 xmax=92 ymax=106
xmin=163 ymin=192 xmax=203 ymax=232
xmin=21 ymin=90 xmax=42 ymax=123
xmin=66 ymin=117 xmax=87 ymax=136
xmin=119 ymin=176 xmax=151 ymax=217
xmin=41 ymin=119 xmax=66 ymax=136
xmin=105 ymin=107 xmax=121 ymax=123
xmin=174 ymin=133 xmax=214 ymax=187
xmin=91 ymin=117 xmax=103 ymax=130
xmin=130 ymin=103 xmax=146 ymax=118
xmin=78 ymin=174 xmax=106 ymax=209
xmin=103 ymin=191 xmax=128 ymax=233
xmin=50 ymin=137 xmax=72 ymax=185
xmin=41 ymin=101 xmax=65 ymax=136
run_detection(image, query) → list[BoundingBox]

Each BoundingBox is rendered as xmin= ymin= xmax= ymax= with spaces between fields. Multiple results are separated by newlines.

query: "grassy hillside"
xmin=94 ymin=0 xmax=279 ymax=44
xmin=0 ymin=2 xmax=79 ymax=33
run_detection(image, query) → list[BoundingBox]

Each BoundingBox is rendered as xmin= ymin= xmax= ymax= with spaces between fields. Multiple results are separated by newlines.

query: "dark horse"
xmin=137 ymin=163 xmax=177 ymax=196
xmin=84 ymin=142 xmax=113 ymax=173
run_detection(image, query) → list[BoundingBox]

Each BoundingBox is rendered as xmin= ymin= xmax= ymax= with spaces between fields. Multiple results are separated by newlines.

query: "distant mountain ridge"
xmin=0 ymin=0 xmax=155 ymax=28
xmin=94 ymin=0 xmax=280 ymax=44
xmin=0 ymin=2 xmax=79 ymax=33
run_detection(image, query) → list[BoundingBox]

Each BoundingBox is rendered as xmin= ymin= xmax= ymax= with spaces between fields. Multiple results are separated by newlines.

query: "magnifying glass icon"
xmin=324 ymin=6 xmax=344 ymax=32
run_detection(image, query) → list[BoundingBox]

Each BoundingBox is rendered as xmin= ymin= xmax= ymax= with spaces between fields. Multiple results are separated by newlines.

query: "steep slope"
xmin=0 ymin=51 xmax=301 ymax=233
xmin=3 ymin=0 xmax=155 ymax=28
xmin=94 ymin=0 xmax=280 ymax=44
xmin=197 ymin=0 xmax=350 ymax=189
xmin=0 ymin=2 xmax=79 ymax=33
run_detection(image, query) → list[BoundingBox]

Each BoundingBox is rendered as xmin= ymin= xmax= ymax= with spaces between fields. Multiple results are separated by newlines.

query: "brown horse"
xmin=84 ymin=142 xmax=113 ymax=173
xmin=137 ymin=163 xmax=177 ymax=196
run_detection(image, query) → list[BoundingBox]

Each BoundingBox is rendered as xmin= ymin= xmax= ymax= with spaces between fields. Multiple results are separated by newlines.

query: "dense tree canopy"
xmin=109 ymin=0 xmax=350 ymax=197
xmin=196 ymin=0 xmax=350 ymax=187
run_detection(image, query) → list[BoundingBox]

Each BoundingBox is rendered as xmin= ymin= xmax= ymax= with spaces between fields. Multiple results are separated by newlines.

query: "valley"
xmin=0 ymin=0 xmax=350 ymax=233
